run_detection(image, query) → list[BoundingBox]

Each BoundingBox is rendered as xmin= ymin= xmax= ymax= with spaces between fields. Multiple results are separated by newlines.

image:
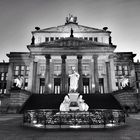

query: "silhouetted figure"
xmin=70 ymin=28 xmax=74 ymax=37
xmin=31 ymin=36 xmax=35 ymax=45
xmin=109 ymin=36 xmax=112 ymax=45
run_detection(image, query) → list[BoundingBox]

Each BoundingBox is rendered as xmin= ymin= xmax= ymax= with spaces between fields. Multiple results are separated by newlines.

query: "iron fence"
xmin=23 ymin=109 xmax=125 ymax=129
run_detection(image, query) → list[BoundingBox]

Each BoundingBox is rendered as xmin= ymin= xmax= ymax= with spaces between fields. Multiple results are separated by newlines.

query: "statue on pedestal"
xmin=59 ymin=67 xmax=89 ymax=112
xmin=14 ymin=76 xmax=24 ymax=89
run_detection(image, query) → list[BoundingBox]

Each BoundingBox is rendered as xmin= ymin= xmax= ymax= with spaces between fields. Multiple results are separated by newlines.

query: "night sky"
xmin=0 ymin=0 xmax=140 ymax=62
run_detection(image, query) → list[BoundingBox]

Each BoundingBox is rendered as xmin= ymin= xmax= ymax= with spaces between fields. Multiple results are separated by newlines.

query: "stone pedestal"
xmin=8 ymin=90 xmax=30 ymax=113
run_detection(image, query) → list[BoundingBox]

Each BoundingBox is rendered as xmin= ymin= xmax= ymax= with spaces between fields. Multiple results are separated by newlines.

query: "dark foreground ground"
xmin=0 ymin=113 xmax=140 ymax=140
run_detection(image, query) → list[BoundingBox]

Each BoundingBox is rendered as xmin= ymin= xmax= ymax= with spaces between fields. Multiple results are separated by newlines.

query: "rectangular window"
xmin=40 ymin=65 xmax=46 ymax=74
xmin=84 ymin=37 xmax=88 ymax=40
xmin=82 ymin=65 xmax=89 ymax=71
xmin=94 ymin=37 xmax=98 ymax=42
xmin=54 ymin=65 xmax=61 ymax=72
xmin=21 ymin=66 xmax=25 ymax=76
xmin=118 ymin=71 xmax=122 ymax=75
xmin=122 ymin=65 xmax=129 ymax=76
xmin=54 ymin=78 xmax=61 ymax=94
xmin=55 ymin=37 xmax=59 ymax=40
xmin=118 ymin=66 xmax=122 ymax=70
xmin=24 ymin=78 xmax=28 ymax=90
xmin=1 ymin=73 xmax=4 ymax=81
xmin=25 ymin=66 xmax=29 ymax=76
xmin=89 ymin=37 xmax=93 ymax=41
xmin=14 ymin=66 xmax=19 ymax=76
xmin=50 ymin=37 xmax=54 ymax=41
xmin=45 ymin=37 xmax=49 ymax=42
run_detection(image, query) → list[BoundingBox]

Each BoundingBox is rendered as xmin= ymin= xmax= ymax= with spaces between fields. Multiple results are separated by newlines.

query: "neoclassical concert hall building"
xmin=0 ymin=15 xmax=139 ymax=96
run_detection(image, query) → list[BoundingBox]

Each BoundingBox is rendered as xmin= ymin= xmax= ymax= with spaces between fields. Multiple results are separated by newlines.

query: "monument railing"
xmin=23 ymin=109 xmax=125 ymax=128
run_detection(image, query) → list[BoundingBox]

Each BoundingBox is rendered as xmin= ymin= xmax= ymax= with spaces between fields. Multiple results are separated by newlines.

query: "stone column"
xmin=109 ymin=55 xmax=117 ymax=92
xmin=6 ymin=62 xmax=14 ymax=94
xmin=27 ymin=55 xmax=37 ymax=93
xmin=61 ymin=55 xmax=67 ymax=94
xmin=106 ymin=62 xmax=111 ymax=93
xmin=93 ymin=55 xmax=99 ymax=93
xmin=77 ymin=55 xmax=83 ymax=93
xmin=44 ymin=55 xmax=51 ymax=93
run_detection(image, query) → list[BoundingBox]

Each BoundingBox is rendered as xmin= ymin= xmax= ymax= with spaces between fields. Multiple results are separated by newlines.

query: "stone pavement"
xmin=0 ymin=113 xmax=140 ymax=140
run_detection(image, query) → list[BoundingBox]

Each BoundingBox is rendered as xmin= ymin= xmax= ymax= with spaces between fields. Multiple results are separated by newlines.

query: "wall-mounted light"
xmin=48 ymin=83 xmax=52 ymax=89
xmin=92 ymin=84 xmax=95 ymax=88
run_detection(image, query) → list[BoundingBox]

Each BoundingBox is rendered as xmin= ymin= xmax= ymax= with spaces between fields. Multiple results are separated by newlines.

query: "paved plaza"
xmin=0 ymin=113 xmax=140 ymax=140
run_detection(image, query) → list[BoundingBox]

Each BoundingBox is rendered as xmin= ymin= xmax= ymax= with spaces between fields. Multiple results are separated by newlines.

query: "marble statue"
xmin=14 ymin=76 xmax=24 ymax=89
xmin=78 ymin=95 xmax=89 ymax=111
xmin=69 ymin=67 xmax=80 ymax=92
xmin=121 ymin=76 xmax=129 ymax=88
xmin=59 ymin=95 xmax=70 ymax=111
xmin=59 ymin=94 xmax=89 ymax=112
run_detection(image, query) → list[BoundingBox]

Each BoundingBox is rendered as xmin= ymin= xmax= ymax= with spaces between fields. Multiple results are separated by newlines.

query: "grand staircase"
xmin=20 ymin=93 xmax=122 ymax=113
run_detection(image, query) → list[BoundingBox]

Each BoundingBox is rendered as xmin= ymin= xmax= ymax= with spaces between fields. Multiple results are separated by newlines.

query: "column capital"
xmin=92 ymin=54 xmax=98 ymax=59
xmin=45 ymin=54 xmax=51 ymax=59
xmin=108 ymin=54 xmax=114 ymax=59
xmin=61 ymin=55 xmax=66 ymax=60
xmin=77 ymin=55 xmax=82 ymax=59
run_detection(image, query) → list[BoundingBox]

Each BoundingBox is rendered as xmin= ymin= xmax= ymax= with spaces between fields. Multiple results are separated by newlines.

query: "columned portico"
xmin=45 ymin=54 xmax=51 ymax=93
xmin=93 ymin=55 xmax=99 ymax=93
xmin=61 ymin=55 xmax=67 ymax=94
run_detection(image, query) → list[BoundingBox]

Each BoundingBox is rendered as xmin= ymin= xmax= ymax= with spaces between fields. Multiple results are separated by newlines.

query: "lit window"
xmin=118 ymin=66 xmax=122 ymax=70
xmin=15 ymin=66 xmax=19 ymax=70
xmin=14 ymin=66 xmax=19 ymax=76
xmin=25 ymin=66 xmax=29 ymax=76
xmin=1 ymin=73 xmax=4 ymax=81
xmin=21 ymin=66 xmax=25 ymax=75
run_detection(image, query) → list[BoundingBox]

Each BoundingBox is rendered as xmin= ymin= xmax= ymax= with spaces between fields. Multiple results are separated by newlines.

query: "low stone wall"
xmin=113 ymin=89 xmax=140 ymax=112
xmin=7 ymin=90 xmax=31 ymax=113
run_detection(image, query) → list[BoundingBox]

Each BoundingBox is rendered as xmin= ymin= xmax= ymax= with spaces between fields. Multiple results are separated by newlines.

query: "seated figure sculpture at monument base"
xmin=59 ymin=93 xmax=89 ymax=111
